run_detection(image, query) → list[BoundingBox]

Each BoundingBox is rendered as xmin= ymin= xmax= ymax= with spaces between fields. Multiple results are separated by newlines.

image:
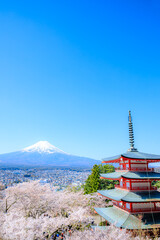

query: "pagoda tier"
xmin=101 ymin=171 xmax=160 ymax=191
xmin=98 ymin=189 xmax=160 ymax=213
xmin=102 ymin=151 xmax=160 ymax=171
xmin=100 ymin=171 xmax=160 ymax=179
xmin=95 ymin=111 xmax=160 ymax=229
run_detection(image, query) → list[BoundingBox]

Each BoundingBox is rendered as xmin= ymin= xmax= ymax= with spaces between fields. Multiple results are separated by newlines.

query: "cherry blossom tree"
xmin=65 ymin=226 xmax=150 ymax=240
xmin=0 ymin=181 xmax=106 ymax=239
xmin=0 ymin=181 xmax=151 ymax=240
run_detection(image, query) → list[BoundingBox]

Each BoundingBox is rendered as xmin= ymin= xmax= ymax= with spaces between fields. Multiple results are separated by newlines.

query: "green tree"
xmin=84 ymin=164 xmax=116 ymax=194
xmin=84 ymin=165 xmax=100 ymax=194
xmin=153 ymin=180 xmax=160 ymax=188
xmin=99 ymin=164 xmax=116 ymax=190
xmin=99 ymin=164 xmax=115 ymax=173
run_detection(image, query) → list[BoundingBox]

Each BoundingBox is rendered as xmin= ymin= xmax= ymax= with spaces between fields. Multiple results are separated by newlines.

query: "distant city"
xmin=0 ymin=168 xmax=91 ymax=189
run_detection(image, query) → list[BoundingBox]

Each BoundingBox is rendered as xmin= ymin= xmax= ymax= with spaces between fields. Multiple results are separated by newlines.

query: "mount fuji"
xmin=0 ymin=141 xmax=100 ymax=168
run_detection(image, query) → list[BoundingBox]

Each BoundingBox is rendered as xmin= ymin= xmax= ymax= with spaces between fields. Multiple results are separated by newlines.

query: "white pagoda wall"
xmin=132 ymin=202 xmax=154 ymax=210
xmin=131 ymin=182 xmax=150 ymax=188
xmin=130 ymin=164 xmax=147 ymax=169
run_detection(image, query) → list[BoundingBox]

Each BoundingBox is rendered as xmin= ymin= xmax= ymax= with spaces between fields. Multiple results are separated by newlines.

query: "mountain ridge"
xmin=0 ymin=141 xmax=100 ymax=168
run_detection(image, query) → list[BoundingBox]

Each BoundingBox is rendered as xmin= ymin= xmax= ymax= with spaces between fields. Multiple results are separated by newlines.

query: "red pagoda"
xmin=95 ymin=111 xmax=160 ymax=229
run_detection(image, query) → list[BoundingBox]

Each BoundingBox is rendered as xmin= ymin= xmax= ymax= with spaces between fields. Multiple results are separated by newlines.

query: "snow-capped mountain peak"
xmin=23 ymin=141 xmax=66 ymax=154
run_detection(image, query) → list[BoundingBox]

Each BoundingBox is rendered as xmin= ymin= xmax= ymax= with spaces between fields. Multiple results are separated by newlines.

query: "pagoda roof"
xmin=101 ymin=171 xmax=160 ymax=180
xmin=98 ymin=189 xmax=160 ymax=202
xmin=102 ymin=151 xmax=160 ymax=163
xmin=91 ymin=226 xmax=110 ymax=230
xmin=95 ymin=206 xmax=160 ymax=229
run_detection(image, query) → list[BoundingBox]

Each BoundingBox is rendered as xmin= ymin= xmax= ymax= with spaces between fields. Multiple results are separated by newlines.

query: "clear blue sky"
xmin=0 ymin=0 xmax=160 ymax=159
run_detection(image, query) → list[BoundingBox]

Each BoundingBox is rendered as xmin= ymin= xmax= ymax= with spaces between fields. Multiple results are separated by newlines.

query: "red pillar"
xmin=129 ymin=159 xmax=131 ymax=170
xmin=130 ymin=180 xmax=132 ymax=190
xmin=130 ymin=203 xmax=132 ymax=213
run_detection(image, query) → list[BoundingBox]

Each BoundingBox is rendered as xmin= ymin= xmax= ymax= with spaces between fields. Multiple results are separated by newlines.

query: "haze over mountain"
xmin=0 ymin=141 xmax=100 ymax=168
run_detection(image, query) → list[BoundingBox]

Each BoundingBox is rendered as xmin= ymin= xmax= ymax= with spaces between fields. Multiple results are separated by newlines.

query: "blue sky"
xmin=0 ymin=0 xmax=160 ymax=159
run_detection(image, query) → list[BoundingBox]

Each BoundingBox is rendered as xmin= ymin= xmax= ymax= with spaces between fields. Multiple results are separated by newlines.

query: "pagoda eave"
xmin=100 ymin=176 xmax=119 ymax=180
xmin=102 ymin=159 xmax=120 ymax=163
xmin=102 ymin=158 xmax=160 ymax=164
xmin=102 ymin=151 xmax=160 ymax=163
xmin=101 ymin=171 xmax=160 ymax=180
xmin=95 ymin=206 xmax=160 ymax=229
xmin=98 ymin=189 xmax=160 ymax=203
xmin=100 ymin=176 xmax=160 ymax=181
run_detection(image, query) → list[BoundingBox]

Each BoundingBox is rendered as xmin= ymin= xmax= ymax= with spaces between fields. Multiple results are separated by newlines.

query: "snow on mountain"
xmin=23 ymin=141 xmax=67 ymax=154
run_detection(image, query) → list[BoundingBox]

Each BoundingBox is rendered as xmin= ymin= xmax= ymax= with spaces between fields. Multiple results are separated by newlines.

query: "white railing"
xmin=116 ymin=167 xmax=154 ymax=172
xmin=115 ymin=185 xmax=157 ymax=191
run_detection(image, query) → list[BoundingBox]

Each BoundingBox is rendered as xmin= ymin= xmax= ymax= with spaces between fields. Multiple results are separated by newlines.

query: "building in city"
xmin=95 ymin=111 xmax=160 ymax=229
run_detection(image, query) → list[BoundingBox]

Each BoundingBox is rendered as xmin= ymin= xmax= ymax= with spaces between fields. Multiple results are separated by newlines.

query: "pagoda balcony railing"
xmin=125 ymin=207 xmax=160 ymax=213
xmin=116 ymin=168 xmax=154 ymax=172
xmin=130 ymin=207 xmax=160 ymax=213
xmin=113 ymin=203 xmax=160 ymax=213
xmin=115 ymin=185 xmax=157 ymax=191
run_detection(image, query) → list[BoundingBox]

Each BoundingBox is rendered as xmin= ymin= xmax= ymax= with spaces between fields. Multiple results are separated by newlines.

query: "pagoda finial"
xmin=128 ymin=110 xmax=137 ymax=152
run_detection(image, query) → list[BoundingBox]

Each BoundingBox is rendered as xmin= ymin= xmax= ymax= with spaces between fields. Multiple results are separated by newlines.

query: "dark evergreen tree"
xmin=84 ymin=165 xmax=100 ymax=194
xmin=84 ymin=164 xmax=116 ymax=194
